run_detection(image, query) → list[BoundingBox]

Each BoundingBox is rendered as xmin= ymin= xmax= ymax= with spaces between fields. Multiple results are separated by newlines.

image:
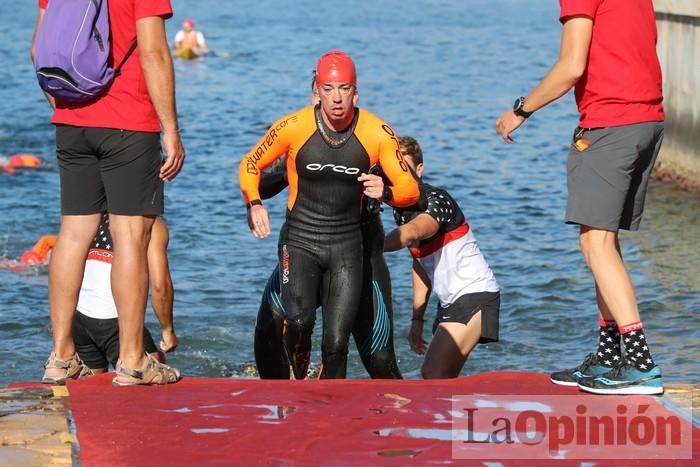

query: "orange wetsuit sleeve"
xmin=238 ymin=112 xmax=299 ymax=204
xmin=372 ymin=120 xmax=420 ymax=207
xmin=32 ymin=235 xmax=57 ymax=261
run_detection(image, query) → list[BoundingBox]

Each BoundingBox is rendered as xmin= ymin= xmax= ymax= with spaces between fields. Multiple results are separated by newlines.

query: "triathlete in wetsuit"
xmin=254 ymin=168 xmax=402 ymax=379
xmin=238 ymin=51 xmax=419 ymax=379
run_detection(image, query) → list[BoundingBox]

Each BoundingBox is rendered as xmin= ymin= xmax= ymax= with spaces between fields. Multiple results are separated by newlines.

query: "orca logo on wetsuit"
xmin=305 ymin=163 xmax=361 ymax=175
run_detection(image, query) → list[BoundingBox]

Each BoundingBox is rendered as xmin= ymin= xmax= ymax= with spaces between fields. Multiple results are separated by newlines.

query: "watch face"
xmin=513 ymin=98 xmax=522 ymax=111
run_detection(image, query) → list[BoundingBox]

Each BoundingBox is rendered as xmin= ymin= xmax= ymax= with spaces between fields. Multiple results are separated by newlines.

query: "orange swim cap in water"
xmin=315 ymin=51 xmax=356 ymax=85
xmin=8 ymin=154 xmax=42 ymax=168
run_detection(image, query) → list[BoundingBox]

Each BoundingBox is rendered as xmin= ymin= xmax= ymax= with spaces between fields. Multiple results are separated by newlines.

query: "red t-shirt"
xmin=559 ymin=0 xmax=664 ymax=128
xmin=39 ymin=0 xmax=173 ymax=132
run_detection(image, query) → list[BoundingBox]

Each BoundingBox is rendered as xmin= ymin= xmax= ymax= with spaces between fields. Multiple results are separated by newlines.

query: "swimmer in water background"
xmin=20 ymin=234 xmax=56 ymax=265
xmin=0 ymin=234 xmax=56 ymax=271
xmin=173 ymin=18 xmax=209 ymax=57
xmin=0 ymin=154 xmax=44 ymax=174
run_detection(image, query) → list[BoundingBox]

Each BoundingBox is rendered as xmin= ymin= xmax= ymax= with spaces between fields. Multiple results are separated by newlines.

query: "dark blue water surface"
xmin=1 ymin=0 xmax=698 ymax=386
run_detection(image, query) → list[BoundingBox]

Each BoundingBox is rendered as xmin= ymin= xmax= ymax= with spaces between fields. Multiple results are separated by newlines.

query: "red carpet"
xmin=62 ymin=371 xmax=697 ymax=466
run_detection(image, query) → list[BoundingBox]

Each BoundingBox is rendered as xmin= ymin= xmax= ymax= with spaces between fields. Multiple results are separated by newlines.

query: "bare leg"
xmin=48 ymin=214 xmax=103 ymax=359
xmin=421 ymin=312 xmax=482 ymax=379
xmin=109 ymin=214 xmax=155 ymax=370
xmin=580 ymin=226 xmax=639 ymax=326
xmin=595 ymin=236 xmax=622 ymax=322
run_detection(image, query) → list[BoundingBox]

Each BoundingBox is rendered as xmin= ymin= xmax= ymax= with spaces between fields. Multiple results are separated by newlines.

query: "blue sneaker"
xmin=550 ymin=353 xmax=612 ymax=387
xmin=578 ymin=360 xmax=663 ymax=395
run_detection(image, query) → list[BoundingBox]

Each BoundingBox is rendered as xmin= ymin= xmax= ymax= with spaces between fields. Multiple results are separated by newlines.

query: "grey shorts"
xmin=566 ymin=121 xmax=664 ymax=231
xmin=432 ymin=291 xmax=500 ymax=344
xmin=56 ymin=125 xmax=164 ymax=216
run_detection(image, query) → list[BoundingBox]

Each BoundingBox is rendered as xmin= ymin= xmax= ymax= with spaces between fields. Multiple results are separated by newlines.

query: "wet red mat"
xmin=65 ymin=371 xmax=698 ymax=466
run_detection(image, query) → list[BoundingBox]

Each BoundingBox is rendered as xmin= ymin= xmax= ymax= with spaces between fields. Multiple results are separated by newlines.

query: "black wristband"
xmin=246 ymin=199 xmax=262 ymax=210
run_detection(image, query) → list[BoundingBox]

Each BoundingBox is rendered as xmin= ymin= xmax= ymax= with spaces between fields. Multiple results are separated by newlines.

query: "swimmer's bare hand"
xmin=358 ymin=173 xmax=384 ymax=200
xmin=247 ymin=204 xmax=271 ymax=239
xmin=408 ymin=321 xmax=427 ymax=355
xmin=495 ymin=109 xmax=525 ymax=144
xmin=160 ymin=129 xmax=186 ymax=181
xmin=160 ymin=328 xmax=178 ymax=352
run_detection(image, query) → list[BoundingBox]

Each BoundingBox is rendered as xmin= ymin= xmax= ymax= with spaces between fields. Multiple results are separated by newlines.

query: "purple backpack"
xmin=34 ymin=0 xmax=136 ymax=103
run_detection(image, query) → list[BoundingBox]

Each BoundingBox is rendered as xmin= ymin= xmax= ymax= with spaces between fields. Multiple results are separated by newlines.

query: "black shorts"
xmin=432 ymin=291 xmax=500 ymax=343
xmin=56 ymin=125 xmax=164 ymax=216
xmin=72 ymin=311 xmax=158 ymax=370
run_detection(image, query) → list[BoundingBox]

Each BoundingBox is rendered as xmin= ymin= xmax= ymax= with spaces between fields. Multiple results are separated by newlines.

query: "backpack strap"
xmin=114 ymin=38 xmax=138 ymax=76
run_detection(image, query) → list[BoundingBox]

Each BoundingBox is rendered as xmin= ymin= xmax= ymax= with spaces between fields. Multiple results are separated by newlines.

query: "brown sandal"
xmin=112 ymin=354 xmax=181 ymax=386
xmin=42 ymin=352 xmax=87 ymax=385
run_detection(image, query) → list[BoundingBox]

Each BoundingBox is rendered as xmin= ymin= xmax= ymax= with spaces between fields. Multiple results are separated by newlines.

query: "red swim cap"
xmin=20 ymin=250 xmax=43 ymax=265
xmin=183 ymin=18 xmax=195 ymax=28
xmin=315 ymin=51 xmax=356 ymax=85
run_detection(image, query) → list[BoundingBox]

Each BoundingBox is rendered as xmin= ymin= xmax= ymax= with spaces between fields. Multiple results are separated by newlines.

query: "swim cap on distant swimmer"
xmin=20 ymin=250 xmax=43 ymax=265
xmin=315 ymin=51 xmax=356 ymax=85
xmin=183 ymin=18 xmax=195 ymax=29
xmin=19 ymin=235 xmax=57 ymax=265
xmin=8 ymin=154 xmax=42 ymax=168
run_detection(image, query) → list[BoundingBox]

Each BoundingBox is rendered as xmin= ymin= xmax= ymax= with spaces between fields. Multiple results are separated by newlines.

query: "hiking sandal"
xmin=76 ymin=363 xmax=99 ymax=380
xmin=42 ymin=352 xmax=85 ymax=385
xmin=112 ymin=354 xmax=181 ymax=386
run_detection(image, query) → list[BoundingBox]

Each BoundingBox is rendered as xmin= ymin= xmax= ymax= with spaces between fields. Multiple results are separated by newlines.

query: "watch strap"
xmin=246 ymin=199 xmax=263 ymax=210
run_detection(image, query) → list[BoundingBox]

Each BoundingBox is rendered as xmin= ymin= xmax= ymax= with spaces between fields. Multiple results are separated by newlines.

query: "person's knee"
xmin=109 ymin=215 xmax=155 ymax=249
xmin=579 ymin=226 xmax=617 ymax=264
xmin=151 ymin=279 xmax=172 ymax=298
xmin=58 ymin=215 xmax=102 ymax=246
xmin=323 ymin=340 xmax=349 ymax=359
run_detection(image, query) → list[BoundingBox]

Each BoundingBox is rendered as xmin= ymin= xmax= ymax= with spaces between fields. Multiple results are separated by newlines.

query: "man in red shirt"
xmin=495 ymin=0 xmax=664 ymax=395
xmin=32 ymin=0 xmax=184 ymax=386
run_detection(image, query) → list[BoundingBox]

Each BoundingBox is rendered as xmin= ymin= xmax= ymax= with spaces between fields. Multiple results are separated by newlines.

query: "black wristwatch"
xmin=246 ymin=199 xmax=262 ymax=210
xmin=513 ymin=96 xmax=533 ymax=119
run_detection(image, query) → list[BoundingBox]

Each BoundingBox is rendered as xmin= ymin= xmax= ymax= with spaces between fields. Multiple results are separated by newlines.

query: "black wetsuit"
xmin=254 ymin=182 xmax=401 ymax=379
